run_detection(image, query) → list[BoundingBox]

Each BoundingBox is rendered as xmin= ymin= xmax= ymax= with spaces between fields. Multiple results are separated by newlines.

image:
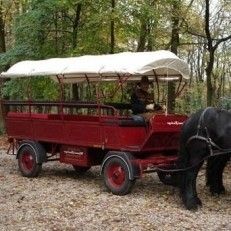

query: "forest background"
xmin=0 ymin=0 xmax=230 ymax=118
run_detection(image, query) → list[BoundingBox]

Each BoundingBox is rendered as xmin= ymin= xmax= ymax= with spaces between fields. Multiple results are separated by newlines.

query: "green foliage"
xmin=175 ymin=83 xmax=207 ymax=114
xmin=2 ymin=77 xmax=59 ymax=100
xmin=98 ymin=82 xmax=132 ymax=103
xmin=0 ymin=0 xmax=230 ymax=113
xmin=218 ymin=97 xmax=231 ymax=110
xmin=14 ymin=0 xmax=61 ymax=59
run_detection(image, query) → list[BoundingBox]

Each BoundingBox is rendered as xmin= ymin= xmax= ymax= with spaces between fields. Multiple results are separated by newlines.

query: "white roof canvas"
xmin=0 ymin=50 xmax=190 ymax=83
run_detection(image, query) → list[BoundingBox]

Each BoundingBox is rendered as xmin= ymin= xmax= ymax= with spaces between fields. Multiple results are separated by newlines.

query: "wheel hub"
xmin=21 ymin=152 xmax=34 ymax=171
xmin=108 ymin=164 xmax=125 ymax=187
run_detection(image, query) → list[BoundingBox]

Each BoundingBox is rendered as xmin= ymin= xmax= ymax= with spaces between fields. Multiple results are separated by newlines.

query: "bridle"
xmin=186 ymin=107 xmax=231 ymax=157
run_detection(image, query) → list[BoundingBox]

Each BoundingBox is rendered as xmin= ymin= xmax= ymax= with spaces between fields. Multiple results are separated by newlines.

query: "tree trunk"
xmin=168 ymin=0 xmax=180 ymax=113
xmin=72 ymin=3 xmax=82 ymax=50
xmin=61 ymin=10 xmax=66 ymax=54
xmin=54 ymin=11 xmax=58 ymax=55
xmin=137 ymin=20 xmax=147 ymax=52
xmin=204 ymin=0 xmax=231 ymax=106
xmin=147 ymin=23 xmax=153 ymax=51
xmin=110 ymin=0 xmax=115 ymax=54
xmin=0 ymin=2 xmax=6 ymax=129
xmin=0 ymin=3 xmax=6 ymax=53
xmin=72 ymin=3 xmax=82 ymax=101
xmin=72 ymin=84 xmax=79 ymax=100
xmin=206 ymin=49 xmax=215 ymax=106
xmin=205 ymin=0 xmax=213 ymax=106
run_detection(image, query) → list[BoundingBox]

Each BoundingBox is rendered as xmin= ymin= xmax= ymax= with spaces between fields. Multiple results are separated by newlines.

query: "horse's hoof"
xmin=196 ymin=197 xmax=202 ymax=206
xmin=184 ymin=198 xmax=200 ymax=210
xmin=210 ymin=185 xmax=225 ymax=195
xmin=185 ymin=203 xmax=198 ymax=210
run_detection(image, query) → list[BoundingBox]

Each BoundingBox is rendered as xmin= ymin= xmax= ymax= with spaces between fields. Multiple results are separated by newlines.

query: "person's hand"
xmin=162 ymin=105 xmax=166 ymax=111
xmin=146 ymin=103 xmax=154 ymax=110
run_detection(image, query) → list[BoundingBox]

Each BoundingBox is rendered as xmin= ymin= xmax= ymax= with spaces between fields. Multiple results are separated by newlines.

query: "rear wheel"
xmin=18 ymin=145 xmax=42 ymax=177
xmin=72 ymin=165 xmax=90 ymax=174
xmin=103 ymin=157 xmax=135 ymax=195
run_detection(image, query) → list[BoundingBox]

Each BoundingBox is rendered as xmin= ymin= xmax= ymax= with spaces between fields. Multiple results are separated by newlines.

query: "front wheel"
xmin=103 ymin=157 xmax=135 ymax=195
xmin=18 ymin=145 xmax=42 ymax=177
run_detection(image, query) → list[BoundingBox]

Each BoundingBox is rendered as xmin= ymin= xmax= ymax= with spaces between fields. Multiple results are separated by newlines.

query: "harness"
xmin=186 ymin=107 xmax=231 ymax=157
xmin=156 ymin=107 xmax=231 ymax=174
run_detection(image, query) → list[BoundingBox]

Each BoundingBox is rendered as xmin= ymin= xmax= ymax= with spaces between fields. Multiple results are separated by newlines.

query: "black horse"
xmin=159 ymin=107 xmax=230 ymax=210
xmin=178 ymin=107 xmax=231 ymax=210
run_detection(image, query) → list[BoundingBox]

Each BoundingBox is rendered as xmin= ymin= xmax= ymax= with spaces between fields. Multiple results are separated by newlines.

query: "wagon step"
xmin=134 ymin=155 xmax=178 ymax=173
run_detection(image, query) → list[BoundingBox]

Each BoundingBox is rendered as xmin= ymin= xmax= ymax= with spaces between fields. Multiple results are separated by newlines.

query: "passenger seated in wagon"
xmin=131 ymin=76 xmax=163 ymax=120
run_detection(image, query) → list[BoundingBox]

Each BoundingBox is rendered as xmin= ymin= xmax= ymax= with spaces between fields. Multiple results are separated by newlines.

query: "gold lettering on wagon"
xmin=167 ymin=121 xmax=183 ymax=125
xmin=64 ymin=150 xmax=84 ymax=155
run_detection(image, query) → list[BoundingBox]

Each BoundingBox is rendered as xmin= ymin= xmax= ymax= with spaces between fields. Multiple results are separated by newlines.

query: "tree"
xmin=72 ymin=3 xmax=82 ymax=50
xmin=1 ymin=0 xmax=231 ymax=111
xmin=0 ymin=1 xmax=6 ymax=53
xmin=204 ymin=0 xmax=231 ymax=106
xmin=167 ymin=0 xmax=181 ymax=112
xmin=135 ymin=0 xmax=159 ymax=52
xmin=110 ymin=0 xmax=115 ymax=54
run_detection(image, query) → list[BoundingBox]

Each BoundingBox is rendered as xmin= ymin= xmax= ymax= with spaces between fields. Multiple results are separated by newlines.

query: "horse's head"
xmin=212 ymin=109 xmax=231 ymax=149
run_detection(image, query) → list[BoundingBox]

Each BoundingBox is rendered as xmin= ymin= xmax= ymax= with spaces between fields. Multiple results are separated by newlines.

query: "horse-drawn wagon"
xmin=0 ymin=50 xmax=190 ymax=195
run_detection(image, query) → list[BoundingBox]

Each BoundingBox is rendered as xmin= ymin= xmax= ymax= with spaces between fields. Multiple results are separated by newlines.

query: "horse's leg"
xmin=181 ymin=163 xmax=203 ymax=210
xmin=179 ymin=144 xmax=206 ymax=210
xmin=206 ymin=156 xmax=223 ymax=193
xmin=206 ymin=157 xmax=214 ymax=187
xmin=207 ymin=154 xmax=230 ymax=194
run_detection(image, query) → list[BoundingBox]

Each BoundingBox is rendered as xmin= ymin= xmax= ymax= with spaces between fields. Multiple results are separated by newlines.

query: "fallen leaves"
xmin=0 ymin=148 xmax=230 ymax=231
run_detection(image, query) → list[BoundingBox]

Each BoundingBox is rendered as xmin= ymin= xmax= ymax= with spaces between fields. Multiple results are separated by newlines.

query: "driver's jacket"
xmin=131 ymin=88 xmax=153 ymax=114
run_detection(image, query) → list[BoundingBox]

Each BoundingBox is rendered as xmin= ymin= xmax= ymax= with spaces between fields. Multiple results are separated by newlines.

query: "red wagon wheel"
xmin=18 ymin=145 xmax=42 ymax=177
xmin=103 ymin=156 xmax=135 ymax=195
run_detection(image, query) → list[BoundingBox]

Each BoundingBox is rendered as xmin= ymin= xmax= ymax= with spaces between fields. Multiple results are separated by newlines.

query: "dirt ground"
xmin=0 ymin=137 xmax=230 ymax=231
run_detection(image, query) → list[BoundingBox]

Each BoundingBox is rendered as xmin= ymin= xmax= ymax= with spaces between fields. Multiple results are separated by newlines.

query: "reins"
xmin=156 ymin=150 xmax=230 ymax=174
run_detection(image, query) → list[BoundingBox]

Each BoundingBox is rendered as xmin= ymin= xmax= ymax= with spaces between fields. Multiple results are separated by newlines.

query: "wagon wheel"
xmin=72 ymin=165 xmax=91 ymax=174
xmin=103 ymin=157 xmax=136 ymax=195
xmin=18 ymin=145 xmax=42 ymax=177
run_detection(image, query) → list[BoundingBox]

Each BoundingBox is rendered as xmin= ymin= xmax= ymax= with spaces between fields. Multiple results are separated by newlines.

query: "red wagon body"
xmin=1 ymin=51 xmax=190 ymax=194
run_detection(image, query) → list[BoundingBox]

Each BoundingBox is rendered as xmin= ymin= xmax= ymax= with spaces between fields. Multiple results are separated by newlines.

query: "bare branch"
xmin=214 ymin=34 xmax=231 ymax=50
xmin=179 ymin=42 xmax=206 ymax=46
xmin=186 ymin=30 xmax=207 ymax=39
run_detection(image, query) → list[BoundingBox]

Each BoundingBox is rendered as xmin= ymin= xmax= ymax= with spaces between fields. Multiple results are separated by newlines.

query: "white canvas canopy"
xmin=0 ymin=50 xmax=190 ymax=83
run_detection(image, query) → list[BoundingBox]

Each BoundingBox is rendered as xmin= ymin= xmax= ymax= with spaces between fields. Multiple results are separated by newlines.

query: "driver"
xmin=131 ymin=76 xmax=163 ymax=117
